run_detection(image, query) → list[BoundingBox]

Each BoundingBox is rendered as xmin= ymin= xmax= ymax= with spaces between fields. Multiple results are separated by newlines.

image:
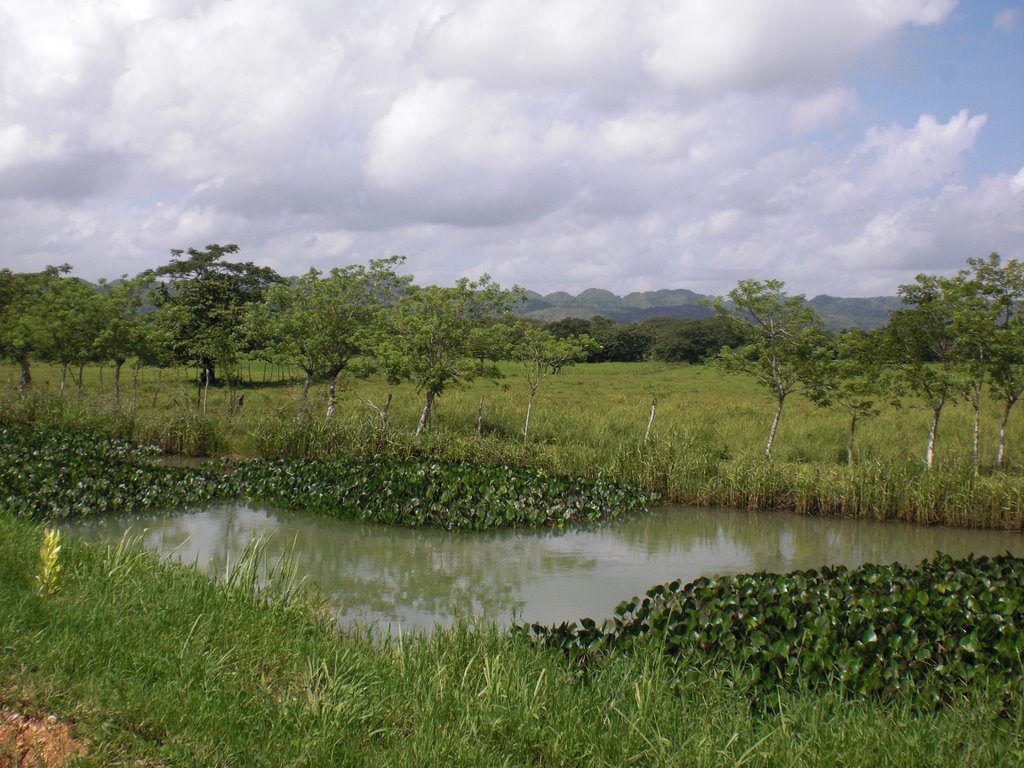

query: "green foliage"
xmin=0 ymin=426 xmax=229 ymax=519
xmin=151 ymin=243 xmax=285 ymax=383
xmin=0 ymin=426 xmax=653 ymax=529
xmin=0 ymin=264 xmax=70 ymax=388
xmin=521 ymin=553 xmax=1024 ymax=707
xmin=229 ymin=457 xmax=655 ymax=530
xmin=711 ymin=279 xmax=832 ymax=457
xmin=374 ymin=275 xmax=524 ymax=433
xmin=246 ymin=257 xmax=411 ymax=415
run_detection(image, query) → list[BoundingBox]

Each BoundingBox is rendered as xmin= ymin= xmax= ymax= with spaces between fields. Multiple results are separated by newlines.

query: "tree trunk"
xmin=925 ymin=402 xmax=943 ymax=470
xmin=152 ymin=368 xmax=162 ymax=408
xmin=18 ymin=356 xmax=31 ymax=393
xmin=846 ymin=412 xmax=858 ymax=467
xmin=643 ymin=399 xmax=658 ymax=447
xmin=199 ymin=362 xmax=217 ymax=386
xmin=968 ymin=381 xmax=982 ymax=475
xmin=523 ymin=384 xmax=538 ymax=442
xmin=996 ymin=398 xmax=1016 ymax=469
xmin=76 ymin=363 xmax=85 ymax=400
xmin=203 ymin=366 xmax=211 ymax=415
xmin=326 ymin=374 xmax=338 ymax=419
xmin=60 ymin=363 xmax=68 ymax=398
xmin=114 ymin=359 xmax=124 ymax=409
xmin=299 ymin=373 xmax=312 ymax=416
xmin=971 ymin=401 xmax=981 ymax=475
xmin=416 ymin=391 xmax=436 ymax=436
xmin=129 ymin=362 xmax=141 ymax=416
xmin=477 ymin=395 xmax=484 ymax=438
xmin=764 ymin=395 xmax=785 ymax=459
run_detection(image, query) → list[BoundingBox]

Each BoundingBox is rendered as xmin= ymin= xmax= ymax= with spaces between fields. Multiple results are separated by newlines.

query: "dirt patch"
xmin=0 ymin=708 xmax=85 ymax=768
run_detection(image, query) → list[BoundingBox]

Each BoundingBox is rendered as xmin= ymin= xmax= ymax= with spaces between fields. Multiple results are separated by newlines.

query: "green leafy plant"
xmin=35 ymin=527 xmax=62 ymax=597
xmin=520 ymin=553 xmax=1024 ymax=707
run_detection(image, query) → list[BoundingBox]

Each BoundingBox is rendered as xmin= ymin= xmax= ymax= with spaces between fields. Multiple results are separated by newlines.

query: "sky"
xmin=2 ymin=1 xmax=1022 ymax=298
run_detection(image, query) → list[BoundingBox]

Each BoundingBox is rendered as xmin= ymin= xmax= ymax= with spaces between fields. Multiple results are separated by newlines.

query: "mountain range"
xmin=516 ymin=288 xmax=902 ymax=331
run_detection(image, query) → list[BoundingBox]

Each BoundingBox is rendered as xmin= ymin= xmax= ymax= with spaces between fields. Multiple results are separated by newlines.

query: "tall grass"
xmin=2 ymin=360 xmax=1022 ymax=528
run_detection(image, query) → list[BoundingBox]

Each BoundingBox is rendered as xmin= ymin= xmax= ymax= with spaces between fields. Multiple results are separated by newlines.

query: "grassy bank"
xmin=2 ymin=512 xmax=1021 ymax=767
xmin=3 ymin=361 xmax=1022 ymax=528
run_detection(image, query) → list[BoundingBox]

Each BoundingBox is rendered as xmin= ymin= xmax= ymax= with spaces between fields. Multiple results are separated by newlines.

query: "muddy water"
xmin=61 ymin=503 xmax=1024 ymax=633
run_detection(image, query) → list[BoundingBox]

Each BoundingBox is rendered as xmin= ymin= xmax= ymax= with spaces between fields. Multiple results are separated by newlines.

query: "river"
xmin=61 ymin=502 xmax=1024 ymax=633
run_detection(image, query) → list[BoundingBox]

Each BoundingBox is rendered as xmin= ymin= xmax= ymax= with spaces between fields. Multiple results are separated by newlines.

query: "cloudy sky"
xmin=2 ymin=1 xmax=1022 ymax=297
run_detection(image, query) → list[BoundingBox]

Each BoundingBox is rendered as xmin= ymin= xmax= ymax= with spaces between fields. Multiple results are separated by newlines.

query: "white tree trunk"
xmin=996 ymin=399 xmax=1014 ymax=469
xmin=643 ymin=399 xmax=658 ymax=446
xmin=416 ymin=391 xmax=435 ymax=436
xmin=299 ymin=374 xmax=312 ymax=416
xmin=764 ymin=395 xmax=785 ymax=459
xmin=846 ymin=412 xmax=858 ymax=466
xmin=925 ymin=403 xmax=943 ymax=470
xmin=523 ymin=385 xmax=538 ymax=442
xmin=326 ymin=376 xmax=337 ymax=419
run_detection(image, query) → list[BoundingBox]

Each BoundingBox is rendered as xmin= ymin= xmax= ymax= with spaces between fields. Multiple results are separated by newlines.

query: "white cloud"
xmin=4 ymin=0 xmax=1023 ymax=300
xmin=994 ymin=7 xmax=1020 ymax=30
xmin=639 ymin=0 xmax=957 ymax=92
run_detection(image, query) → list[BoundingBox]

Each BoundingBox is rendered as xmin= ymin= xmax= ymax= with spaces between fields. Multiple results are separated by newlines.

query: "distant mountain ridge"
xmin=517 ymin=288 xmax=901 ymax=331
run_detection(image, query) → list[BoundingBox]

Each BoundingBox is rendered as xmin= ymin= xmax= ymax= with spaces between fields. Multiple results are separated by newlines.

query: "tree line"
xmin=1 ymin=247 xmax=1021 ymax=466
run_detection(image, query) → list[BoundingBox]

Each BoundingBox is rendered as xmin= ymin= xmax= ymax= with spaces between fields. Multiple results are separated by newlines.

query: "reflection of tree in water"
xmin=61 ymin=503 xmax=1023 ymax=629
xmin=603 ymin=505 xmax=1024 ymax=579
xmin=66 ymin=505 xmax=600 ymax=626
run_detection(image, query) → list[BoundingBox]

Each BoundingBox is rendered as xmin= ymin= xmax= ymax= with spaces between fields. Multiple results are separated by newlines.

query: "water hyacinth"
xmin=520 ymin=553 xmax=1024 ymax=708
xmin=0 ymin=426 xmax=654 ymax=528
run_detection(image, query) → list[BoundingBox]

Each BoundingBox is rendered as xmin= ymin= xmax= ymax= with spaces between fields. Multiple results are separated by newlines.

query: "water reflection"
xmin=62 ymin=503 xmax=1024 ymax=633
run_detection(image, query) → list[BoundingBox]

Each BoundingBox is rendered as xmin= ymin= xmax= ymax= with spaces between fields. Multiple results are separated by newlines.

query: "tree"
xmin=964 ymin=253 xmax=1024 ymax=469
xmin=0 ymin=265 xmax=69 ymax=391
xmin=41 ymin=276 xmax=106 ymax=398
xmin=152 ymin=244 xmax=284 ymax=387
xmin=807 ymin=330 xmax=883 ymax=466
xmin=509 ymin=321 xmax=597 ymax=441
xmin=247 ymin=257 xmax=410 ymax=417
xmin=882 ymin=274 xmax=964 ymax=470
xmin=94 ymin=274 xmax=155 ymax=409
xmin=646 ymin=315 xmax=751 ymax=363
xmin=375 ymin=276 xmax=523 ymax=435
xmin=710 ymin=279 xmax=830 ymax=459
xmin=587 ymin=318 xmax=654 ymax=362
xmin=944 ymin=271 xmax=1001 ymax=473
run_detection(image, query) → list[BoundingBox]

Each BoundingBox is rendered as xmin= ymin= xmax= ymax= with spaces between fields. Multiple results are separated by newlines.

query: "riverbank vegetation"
xmin=2 ymin=512 xmax=1021 ymax=766
xmin=2 ymin=356 xmax=1021 ymax=529
xmin=2 ymin=248 xmax=1023 ymax=528
xmin=0 ymin=426 xmax=653 ymax=529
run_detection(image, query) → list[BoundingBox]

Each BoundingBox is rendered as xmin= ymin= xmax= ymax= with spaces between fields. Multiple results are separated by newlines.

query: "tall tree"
xmin=0 ymin=265 xmax=69 ymax=391
xmin=247 ymin=257 xmax=410 ymax=417
xmin=711 ymin=279 xmax=830 ymax=459
xmin=376 ymin=275 xmax=523 ymax=435
xmin=882 ymin=274 xmax=964 ymax=469
xmin=807 ymin=330 xmax=884 ymax=466
xmin=42 ymin=276 xmax=106 ymax=398
xmin=965 ymin=253 xmax=1024 ymax=469
xmin=94 ymin=274 xmax=154 ymax=408
xmin=509 ymin=321 xmax=597 ymax=441
xmin=152 ymin=244 xmax=284 ymax=387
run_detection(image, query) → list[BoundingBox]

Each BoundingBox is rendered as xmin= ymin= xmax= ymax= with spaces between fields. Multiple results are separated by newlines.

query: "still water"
xmin=61 ymin=503 xmax=1024 ymax=633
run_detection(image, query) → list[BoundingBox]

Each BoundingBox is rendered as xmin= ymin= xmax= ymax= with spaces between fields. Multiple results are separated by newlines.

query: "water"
xmin=61 ymin=503 xmax=1024 ymax=633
